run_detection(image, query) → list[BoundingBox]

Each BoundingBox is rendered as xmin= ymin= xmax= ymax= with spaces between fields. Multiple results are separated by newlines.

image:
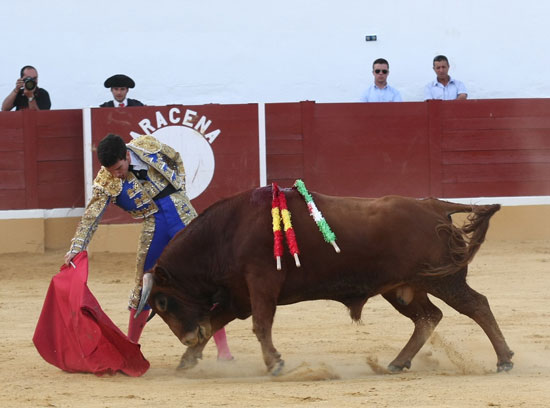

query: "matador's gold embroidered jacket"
xmin=68 ymin=135 xmax=191 ymax=255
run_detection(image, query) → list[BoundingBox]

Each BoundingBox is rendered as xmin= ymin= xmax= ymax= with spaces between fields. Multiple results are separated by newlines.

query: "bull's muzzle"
xmin=181 ymin=322 xmax=212 ymax=347
xmin=181 ymin=328 xmax=200 ymax=347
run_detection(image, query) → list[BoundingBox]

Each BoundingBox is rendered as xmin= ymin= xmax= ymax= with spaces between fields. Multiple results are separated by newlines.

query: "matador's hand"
xmin=64 ymin=251 xmax=77 ymax=266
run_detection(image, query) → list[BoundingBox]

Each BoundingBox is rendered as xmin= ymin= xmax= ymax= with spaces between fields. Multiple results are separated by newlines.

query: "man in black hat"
xmin=100 ymin=74 xmax=144 ymax=108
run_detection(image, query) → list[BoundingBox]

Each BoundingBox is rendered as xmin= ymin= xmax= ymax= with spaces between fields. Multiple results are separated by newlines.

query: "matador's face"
xmin=106 ymin=151 xmax=131 ymax=179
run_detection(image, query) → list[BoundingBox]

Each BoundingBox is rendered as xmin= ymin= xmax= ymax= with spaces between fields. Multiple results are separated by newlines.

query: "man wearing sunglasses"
xmin=424 ymin=55 xmax=467 ymax=100
xmin=360 ymin=58 xmax=402 ymax=102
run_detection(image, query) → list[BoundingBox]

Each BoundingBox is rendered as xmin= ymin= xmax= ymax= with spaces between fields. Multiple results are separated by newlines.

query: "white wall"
xmin=1 ymin=0 xmax=548 ymax=110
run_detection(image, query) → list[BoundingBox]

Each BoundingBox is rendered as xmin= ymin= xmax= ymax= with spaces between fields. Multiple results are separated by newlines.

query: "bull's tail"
xmin=421 ymin=201 xmax=501 ymax=277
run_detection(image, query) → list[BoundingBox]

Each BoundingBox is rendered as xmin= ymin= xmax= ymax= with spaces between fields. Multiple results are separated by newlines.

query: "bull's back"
xmin=238 ymin=191 xmax=451 ymax=304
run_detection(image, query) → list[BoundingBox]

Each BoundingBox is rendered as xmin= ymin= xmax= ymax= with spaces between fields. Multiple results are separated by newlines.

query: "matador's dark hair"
xmin=97 ymin=134 xmax=127 ymax=167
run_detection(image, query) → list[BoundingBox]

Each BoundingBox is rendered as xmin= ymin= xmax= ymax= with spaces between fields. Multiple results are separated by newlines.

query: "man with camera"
xmin=1 ymin=65 xmax=51 ymax=111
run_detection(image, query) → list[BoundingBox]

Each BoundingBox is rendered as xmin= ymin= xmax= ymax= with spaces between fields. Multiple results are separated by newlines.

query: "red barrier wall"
xmin=437 ymin=99 xmax=550 ymax=197
xmin=266 ymin=101 xmax=432 ymax=197
xmin=2 ymin=99 xmax=549 ymax=216
xmin=0 ymin=109 xmax=84 ymax=210
xmin=266 ymin=99 xmax=550 ymax=198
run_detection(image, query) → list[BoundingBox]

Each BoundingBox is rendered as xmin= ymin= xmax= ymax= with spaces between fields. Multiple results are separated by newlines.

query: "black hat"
xmin=104 ymin=74 xmax=135 ymax=88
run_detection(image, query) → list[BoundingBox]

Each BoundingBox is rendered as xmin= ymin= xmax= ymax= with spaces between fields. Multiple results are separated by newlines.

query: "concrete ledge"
xmin=0 ymin=219 xmax=45 ymax=253
xmin=0 ymin=205 xmax=549 ymax=254
xmin=44 ymin=217 xmax=83 ymax=250
xmin=87 ymin=223 xmax=141 ymax=254
xmin=486 ymin=205 xmax=550 ymax=241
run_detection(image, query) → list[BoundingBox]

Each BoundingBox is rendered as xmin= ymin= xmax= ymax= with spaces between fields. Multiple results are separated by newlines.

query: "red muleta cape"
xmin=32 ymin=252 xmax=149 ymax=376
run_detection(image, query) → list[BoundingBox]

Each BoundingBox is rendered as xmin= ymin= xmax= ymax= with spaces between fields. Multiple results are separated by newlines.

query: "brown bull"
xmin=137 ymin=186 xmax=514 ymax=374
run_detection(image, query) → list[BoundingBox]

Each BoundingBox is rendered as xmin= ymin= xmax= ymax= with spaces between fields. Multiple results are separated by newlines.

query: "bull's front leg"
xmin=177 ymin=341 xmax=208 ymax=370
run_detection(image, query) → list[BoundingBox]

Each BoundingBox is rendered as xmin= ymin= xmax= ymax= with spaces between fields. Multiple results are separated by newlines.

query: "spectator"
xmin=1 ymin=65 xmax=51 ymax=111
xmin=360 ymin=58 xmax=402 ymax=102
xmin=424 ymin=55 xmax=467 ymax=100
xmin=100 ymin=74 xmax=144 ymax=107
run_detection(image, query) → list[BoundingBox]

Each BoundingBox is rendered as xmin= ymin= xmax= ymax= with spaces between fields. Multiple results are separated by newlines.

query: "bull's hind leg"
xmin=426 ymin=273 xmax=514 ymax=372
xmin=251 ymin=299 xmax=283 ymax=374
xmin=382 ymin=289 xmax=443 ymax=372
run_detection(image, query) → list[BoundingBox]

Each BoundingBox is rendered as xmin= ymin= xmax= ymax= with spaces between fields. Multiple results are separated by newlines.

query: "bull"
xmin=137 ymin=186 xmax=514 ymax=374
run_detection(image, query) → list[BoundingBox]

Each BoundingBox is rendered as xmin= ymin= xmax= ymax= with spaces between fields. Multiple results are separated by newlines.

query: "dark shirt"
xmin=129 ymin=165 xmax=148 ymax=180
xmin=99 ymin=98 xmax=144 ymax=108
xmin=14 ymin=88 xmax=51 ymax=110
xmin=128 ymin=164 xmax=178 ymax=199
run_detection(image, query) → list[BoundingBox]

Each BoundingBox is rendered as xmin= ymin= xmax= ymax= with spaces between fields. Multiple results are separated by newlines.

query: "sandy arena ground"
xmin=1 ymin=239 xmax=549 ymax=407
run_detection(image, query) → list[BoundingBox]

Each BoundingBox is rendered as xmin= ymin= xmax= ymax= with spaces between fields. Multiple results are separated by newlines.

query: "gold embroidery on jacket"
xmin=170 ymin=191 xmax=198 ymax=226
xmin=129 ymin=215 xmax=156 ymax=309
xmin=128 ymin=135 xmax=186 ymax=193
xmin=68 ymin=186 xmax=111 ymax=254
xmin=133 ymin=195 xmax=152 ymax=209
xmin=126 ymin=174 xmax=141 ymax=199
xmin=94 ymin=167 xmax=122 ymax=196
xmin=141 ymin=171 xmax=170 ymax=198
xmin=129 ymin=134 xmax=161 ymax=154
xmin=128 ymin=207 xmax=156 ymax=219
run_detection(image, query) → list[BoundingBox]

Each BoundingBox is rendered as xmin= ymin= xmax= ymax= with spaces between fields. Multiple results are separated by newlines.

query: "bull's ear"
xmin=154 ymin=265 xmax=172 ymax=285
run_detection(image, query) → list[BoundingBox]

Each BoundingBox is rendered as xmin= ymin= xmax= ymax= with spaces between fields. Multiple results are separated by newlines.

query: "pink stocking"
xmin=212 ymin=327 xmax=233 ymax=360
xmin=128 ymin=308 xmax=150 ymax=343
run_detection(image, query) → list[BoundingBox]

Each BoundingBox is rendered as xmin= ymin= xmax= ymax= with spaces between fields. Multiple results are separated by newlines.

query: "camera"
xmin=23 ymin=77 xmax=36 ymax=91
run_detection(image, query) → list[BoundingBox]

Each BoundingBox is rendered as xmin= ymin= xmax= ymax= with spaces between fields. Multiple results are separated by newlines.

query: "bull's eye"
xmin=155 ymin=294 xmax=168 ymax=312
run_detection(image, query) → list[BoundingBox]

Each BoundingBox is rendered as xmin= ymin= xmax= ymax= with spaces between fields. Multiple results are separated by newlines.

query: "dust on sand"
xmin=1 ymin=240 xmax=549 ymax=407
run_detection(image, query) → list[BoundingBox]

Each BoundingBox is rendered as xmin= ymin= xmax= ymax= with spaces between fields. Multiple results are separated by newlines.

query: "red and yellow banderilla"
xmin=271 ymin=183 xmax=300 ymax=270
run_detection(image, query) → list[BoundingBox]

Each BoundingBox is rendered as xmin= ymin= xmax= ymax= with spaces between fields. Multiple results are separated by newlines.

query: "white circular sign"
xmin=149 ymin=126 xmax=215 ymax=199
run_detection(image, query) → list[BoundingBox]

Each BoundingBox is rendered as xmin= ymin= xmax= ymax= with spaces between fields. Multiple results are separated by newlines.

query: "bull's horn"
xmin=135 ymin=272 xmax=153 ymax=318
xmin=146 ymin=310 xmax=156 ymax=322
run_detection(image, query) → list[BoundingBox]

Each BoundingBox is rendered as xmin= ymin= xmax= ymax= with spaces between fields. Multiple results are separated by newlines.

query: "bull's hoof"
xmin=177 ymin=357 xmax=199 ymax=371
xmin=387 ymin=360 xmax=411 ymax=373
xmin=497 ymin=362 xmax=513 ymax=372
xmin=270 ymin=360 xmax=285 ymax=376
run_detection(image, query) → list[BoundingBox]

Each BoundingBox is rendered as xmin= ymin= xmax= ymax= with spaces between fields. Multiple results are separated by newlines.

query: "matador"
xmin=64 ymin=133 xmax=233 ymax=360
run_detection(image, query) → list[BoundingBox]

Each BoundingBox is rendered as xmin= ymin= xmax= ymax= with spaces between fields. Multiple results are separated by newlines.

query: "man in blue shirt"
xmin=424 ymin=55 xmax=467 ymax=100
xmin=360 ymin=58 xmax=402 ymax=102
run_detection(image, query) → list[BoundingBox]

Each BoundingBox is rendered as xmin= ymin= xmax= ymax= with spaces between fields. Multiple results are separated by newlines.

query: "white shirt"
xmin=114 ymin=98 xmax=128 ymax=107
xmin=360 ymin=84 xmax=402 ymax=102
xmin=129 ymin=151 xmax=148 ymax=171
xmin=424 ymin=77 xmax=467 ymax=100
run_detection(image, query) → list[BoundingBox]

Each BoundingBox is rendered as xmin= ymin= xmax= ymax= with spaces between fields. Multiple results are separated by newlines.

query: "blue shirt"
xmin=424 ymin=77 xmax=467 ymax=100
xmin=360 ymin=84 xmax=402 ymax=102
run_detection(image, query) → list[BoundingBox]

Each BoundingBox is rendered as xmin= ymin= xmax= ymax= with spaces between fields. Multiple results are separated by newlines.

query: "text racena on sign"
xmin=130 ymin=107 xmax=221 ymax=143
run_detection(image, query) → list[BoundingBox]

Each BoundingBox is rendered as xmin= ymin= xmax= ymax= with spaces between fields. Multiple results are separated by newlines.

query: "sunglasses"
xmin=374 ymin=69 xmax=388 ymax=74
